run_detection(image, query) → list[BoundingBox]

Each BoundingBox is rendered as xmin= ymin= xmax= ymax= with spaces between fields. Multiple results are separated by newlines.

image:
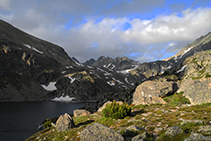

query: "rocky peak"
xmin=84 ymin=56 xmax=139 ymax=71
xmin=83 ymin=58 xmax=95 ymax=66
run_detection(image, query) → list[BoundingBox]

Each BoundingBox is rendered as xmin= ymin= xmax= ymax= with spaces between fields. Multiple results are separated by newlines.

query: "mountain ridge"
xmin=1 ymin=20 xmax=211 ymax=104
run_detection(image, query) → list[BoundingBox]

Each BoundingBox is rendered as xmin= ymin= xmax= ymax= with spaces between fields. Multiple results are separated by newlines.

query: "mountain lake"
xmin=0 ymin=102 xmax=86 ymax=141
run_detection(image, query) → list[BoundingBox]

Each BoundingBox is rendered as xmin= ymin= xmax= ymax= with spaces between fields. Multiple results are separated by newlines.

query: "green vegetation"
xmin=163 ymin=91 xmax=190 ymax=106
xmin=26 ymin=100 xmax=211 ymax=141
xmin=102 ymin=100 xmax=131 ymax=119
xmin=43 ymin=119 xmax=52 ymax=128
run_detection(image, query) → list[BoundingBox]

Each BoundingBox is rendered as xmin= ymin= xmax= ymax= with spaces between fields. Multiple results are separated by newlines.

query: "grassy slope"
xmin=26 ymin=93 xmax=211 ymax=141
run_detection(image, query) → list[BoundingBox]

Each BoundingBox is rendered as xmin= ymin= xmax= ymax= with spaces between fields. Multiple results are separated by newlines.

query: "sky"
xmin=1 ymin=0 xmax=211 ymax=63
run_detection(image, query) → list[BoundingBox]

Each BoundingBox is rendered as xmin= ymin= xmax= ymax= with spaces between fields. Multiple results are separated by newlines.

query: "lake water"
xmin=0 ymin=102 xmax=86 ymax=141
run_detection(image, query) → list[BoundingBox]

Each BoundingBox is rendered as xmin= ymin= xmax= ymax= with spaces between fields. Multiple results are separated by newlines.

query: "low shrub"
xmin=43 ymin=119 xmax=51 ymax=128
xmin=102 ymin=100 xmax=131 ymax=119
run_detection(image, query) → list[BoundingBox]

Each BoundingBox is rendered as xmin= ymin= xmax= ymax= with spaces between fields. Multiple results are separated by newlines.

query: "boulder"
xmin=97 ymin=101 xmax=123 ymax=112
xmin=55 ymin=113 xmax=75 ymax=132
xmin=131 ymin=132 xmax=150 ymax=141
xmin=79 ymin=123 xmax=124 ymax=141
xmin=184 ymin=132 xmax=211 ymax=141
xmin=125 ymin=125 xmax=144 ymax=133
xmin=133 ymin=81 xmax=178 ymax=105
xmin=73 ymin=109 xmax=90 ymax=117
xmin=177 ymin=78 xmax=211 ymax=105
xmin=165 ymin=126 xmax=183 ymax=138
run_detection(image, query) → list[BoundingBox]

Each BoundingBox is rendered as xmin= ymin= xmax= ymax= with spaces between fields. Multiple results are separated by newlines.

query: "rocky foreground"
xmin=26 ymin=98 xmax=211 ymax=141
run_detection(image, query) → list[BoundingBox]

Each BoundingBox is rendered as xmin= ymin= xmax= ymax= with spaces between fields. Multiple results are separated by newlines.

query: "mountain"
xmin=1 ymin=20 xmax=211 ymax=104
xmin=0 ymin=20 xmax=77 ymax=101
xmin=84 ymin=56 xmax=139 ymax=71
xmin=131 ymin=31 xmax=211 ymax=78
xmin=0 ymin=20 xmax=144 ymax=102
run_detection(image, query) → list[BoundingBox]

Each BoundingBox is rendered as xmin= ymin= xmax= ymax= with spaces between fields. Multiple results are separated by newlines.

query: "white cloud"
xmin=122 ymin=8 xmax=211 ymax=45
xmin=0 ymin=0 xmax=10 ymax=10
xmin=1 ymin=1 xmax=211 ymax=63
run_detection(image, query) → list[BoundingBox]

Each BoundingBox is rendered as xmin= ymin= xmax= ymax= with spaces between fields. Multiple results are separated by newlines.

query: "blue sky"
xmin=1 ymin=0 xmax=211 ymax=62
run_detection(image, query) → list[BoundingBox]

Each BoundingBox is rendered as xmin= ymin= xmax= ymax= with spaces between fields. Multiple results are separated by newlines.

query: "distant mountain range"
xmin=1 ymin=20 xmax=211 ymax=103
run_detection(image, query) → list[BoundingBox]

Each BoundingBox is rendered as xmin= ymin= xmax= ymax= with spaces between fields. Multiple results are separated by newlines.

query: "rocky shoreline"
xmin=27 ymin=99 xmax=211 ymax=141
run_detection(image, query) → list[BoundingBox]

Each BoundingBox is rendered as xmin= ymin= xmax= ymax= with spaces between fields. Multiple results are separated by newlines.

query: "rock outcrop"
xmin=55 ymin=113 xmax=75 ymax=132
xmin=73 ymin=109 xmax=90 ymax=117
xmin=79 ymin=123 xmax=124 ymax=141
xmin=133 ymin=81 xmax=178 ymax=105
xmin=178 ymin=78 xmax=211 ymax=105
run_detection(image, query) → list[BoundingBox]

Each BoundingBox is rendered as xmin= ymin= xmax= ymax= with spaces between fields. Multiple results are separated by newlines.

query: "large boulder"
xmin=73 ymin=109 xmax=90 ymax=117
xmin=55 ymin=113 xmax=75 ymax=132
xmin=178 ymin=78 xmax=211 ymax=105
xmin=79 ymin=123 xmax=124 ymax=141
xmin=133 ymin=81 xmax=178 ymax=105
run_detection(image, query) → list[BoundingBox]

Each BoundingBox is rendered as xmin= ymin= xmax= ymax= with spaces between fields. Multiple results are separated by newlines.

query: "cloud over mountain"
xmin=1 ymin=0 xmax=211 ymax=62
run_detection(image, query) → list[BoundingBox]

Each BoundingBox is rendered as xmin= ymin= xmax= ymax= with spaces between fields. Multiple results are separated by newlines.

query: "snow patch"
xmin=118 ymin=65 xmax=138 ymax=74
xmin=103 ymin=63 xmax=112 ymax=68
xmin=160 ymin=65 xmax=165 ymax=74
xmin=65 ymin=75 xmax=76 ymax=83
xmin=107 ymin=81 xmax=115 ymax=86
xmin=73 ymin=61 xmax=83 ymax=66
xmin=66 ymin=66 xmax=73 ymax=69
xmin=97 ymin=67 xmax=112 ymax=75
xmin=52 ymin=94 xmax=75 ymax=102
xmin=24 ymin=44 xmax=43 ymax=54
xmin=111 ymin=64 xmax=116 ymax=69
xmin=48 ymin=50 xmax=55 ymax=56
xmin=174 ymin=56 xmax=178 ymax=63
xmin=179 ymin=47 xmax=193 ymax=59
xmin=62 ymin=71 xmax=66 ymax=74
xmin=112 ymin=78 xmax=124 ymax=84
xmin=125 ymin=78 xmax=129 ymax=83
xmin=41 ymin=82 xmax=57 ymax=91
xmin=177 ymin=65 xmax=188 ymax=73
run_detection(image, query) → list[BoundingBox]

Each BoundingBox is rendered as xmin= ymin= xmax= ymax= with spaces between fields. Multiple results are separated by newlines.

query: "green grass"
xmin=26 ymin=100 xmax=211 ymax=141
xmin=163 ymin=91 xmax=190 ymax=106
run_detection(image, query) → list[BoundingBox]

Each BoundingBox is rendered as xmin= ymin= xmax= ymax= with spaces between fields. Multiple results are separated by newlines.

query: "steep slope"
xmin=0 ymin=20 xmax=145 ymax=102
xmin=0 ymin=20 xmax=77 ymax=101
xmin=133 ymin=31 xmax=211 ymax=78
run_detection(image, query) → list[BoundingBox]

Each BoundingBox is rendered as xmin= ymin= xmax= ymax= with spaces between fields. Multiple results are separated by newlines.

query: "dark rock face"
xmin=133 ymin=81 xmax=178 ymax=105
xmin=55 ymin=113 xmax=75 ymax=132
xmin=84 ymin=56 xmax=139 ymax=71
xmin=55 ymin=71 xmax=115 ymax=102
xmin=83 ymin=58 xmax=96 ymax=66
xmin=0 ymin=20 xmax=75 ymax=101
xmin=165 ymin=126 xmax=184 ymax=138
xmin=80 ymin=123 xmax=124 ymax=141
